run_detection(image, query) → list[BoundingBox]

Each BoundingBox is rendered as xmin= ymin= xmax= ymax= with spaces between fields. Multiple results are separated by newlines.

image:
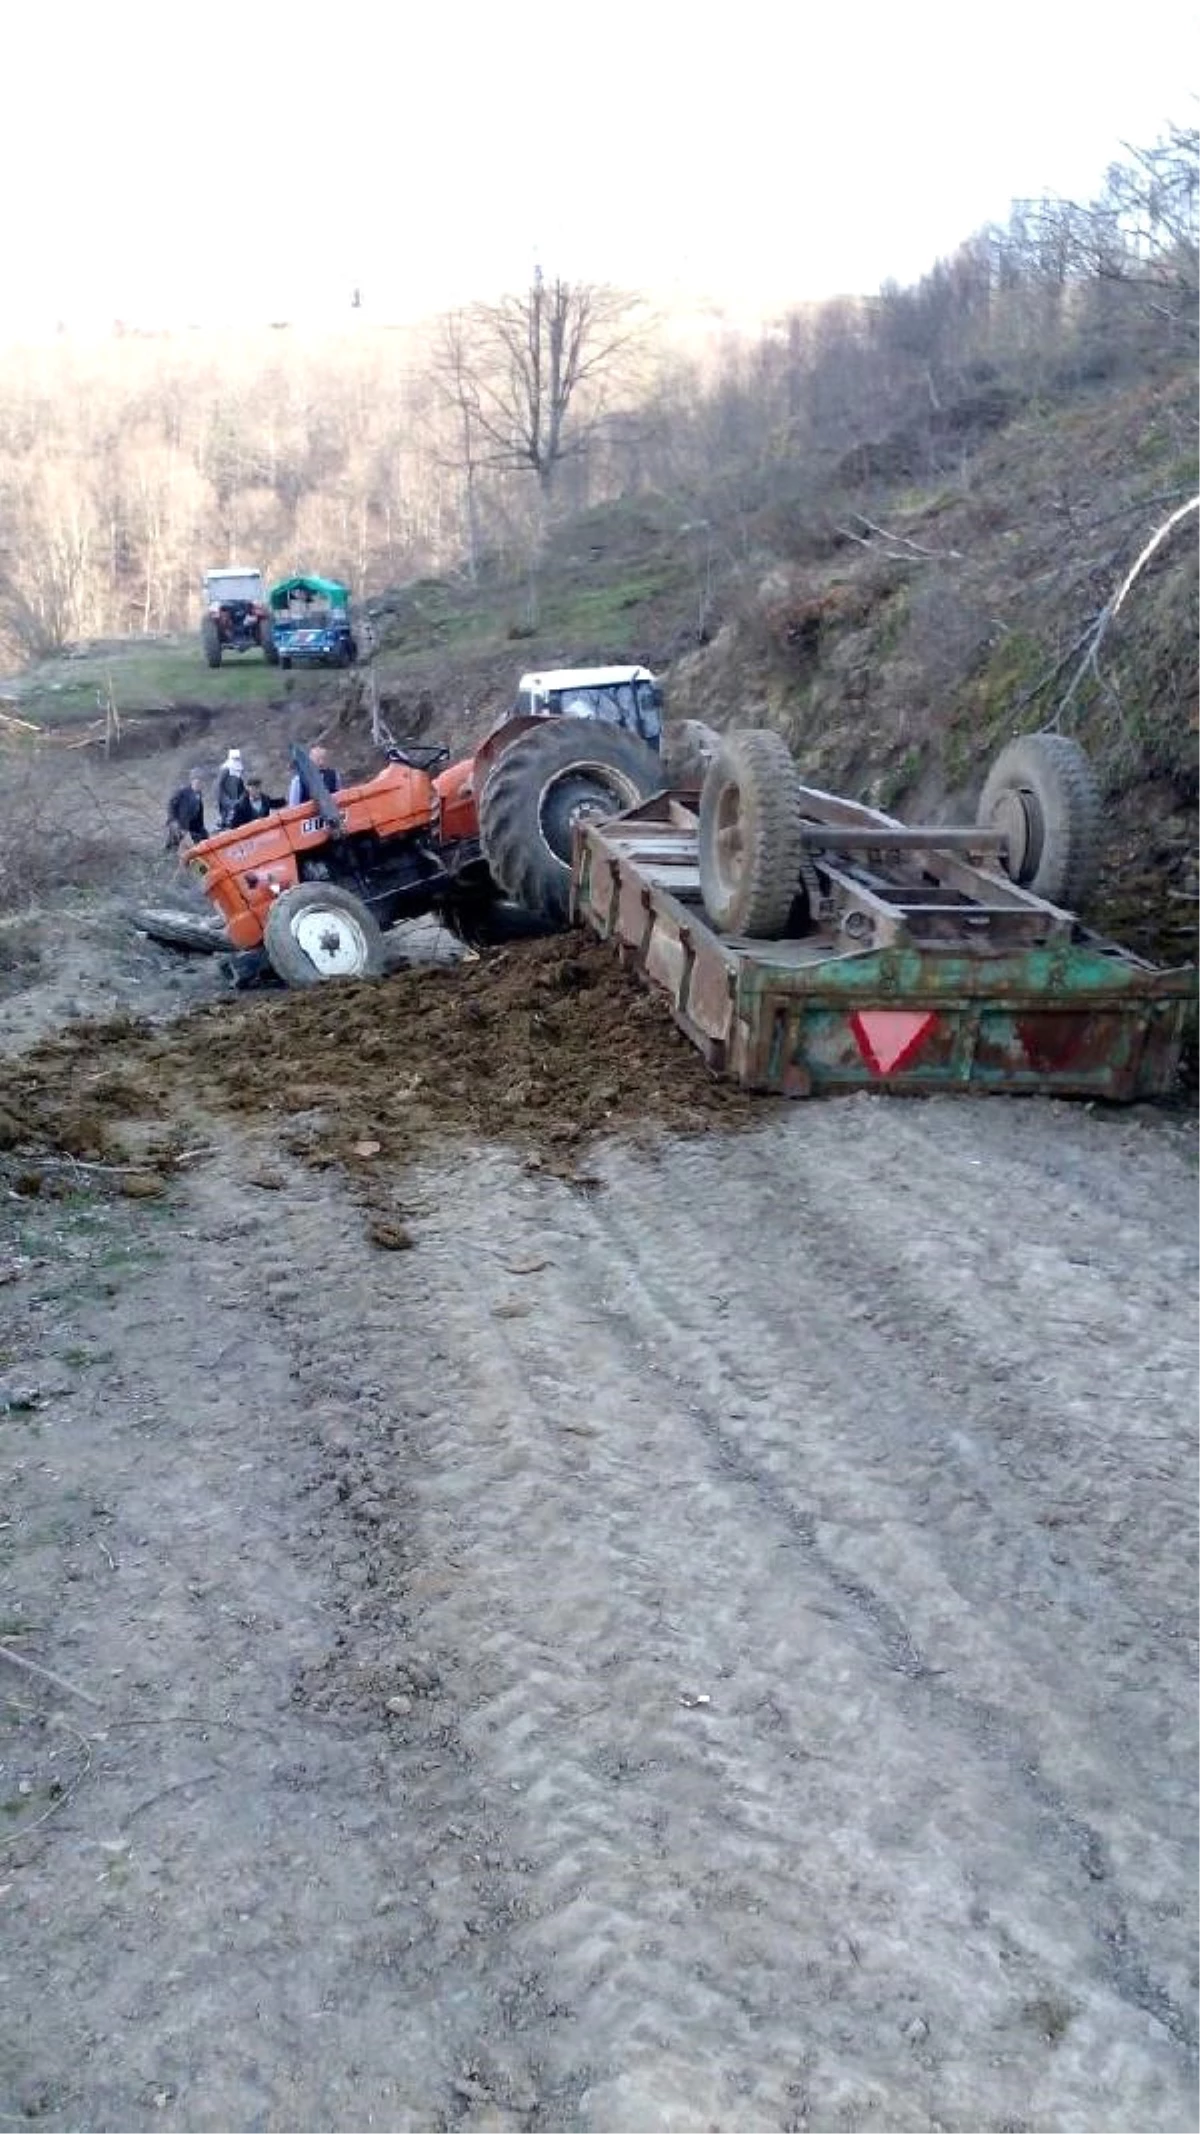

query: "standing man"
xmin=227 ymin=775 xmax=284 ymax=829
xmin=215 ymin=747 xmax=247 ymax=829
xmin=165 ymin=768 xmax=207 ymax=850
xmin=287 ymin=745 xmax=340 ymax=807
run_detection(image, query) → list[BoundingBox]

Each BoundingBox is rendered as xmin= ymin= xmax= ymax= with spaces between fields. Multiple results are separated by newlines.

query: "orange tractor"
xmin=179 ymin=670 xmax=669 ymax=984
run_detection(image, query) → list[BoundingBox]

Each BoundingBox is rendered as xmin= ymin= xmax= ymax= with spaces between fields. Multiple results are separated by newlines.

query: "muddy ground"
xmin=0 ymin=723 xmax=1197 ymax=2133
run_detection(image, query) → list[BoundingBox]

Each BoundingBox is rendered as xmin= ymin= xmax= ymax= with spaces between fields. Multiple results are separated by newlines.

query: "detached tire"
xmin=263 ymin=884 xmax=384 ymax=985
xmin=977 ymin=731 xmax=1102 ymax=912
xmin=135 ymin=908 xmax=228 ymax=954
xmin=479 ymin=722 xmax=663 ymax=923
xmin=201 ymin=618 xmax=222 ymax=670
xmin=698 ymin=728 xmax=804 ymax=936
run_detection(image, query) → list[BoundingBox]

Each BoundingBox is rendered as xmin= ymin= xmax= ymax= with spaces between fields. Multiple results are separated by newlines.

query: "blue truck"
xmin=268 ymin=575 xmax=359 ymax=669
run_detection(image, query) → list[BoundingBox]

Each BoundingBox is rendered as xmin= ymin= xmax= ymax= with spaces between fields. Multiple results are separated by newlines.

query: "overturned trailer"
xmin=571 ymin=730 xmax=1194 ymax=1102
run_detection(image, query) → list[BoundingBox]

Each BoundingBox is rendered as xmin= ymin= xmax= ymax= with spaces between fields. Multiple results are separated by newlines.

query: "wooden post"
xmin=105 ymin=674 xmax=120 ymax=757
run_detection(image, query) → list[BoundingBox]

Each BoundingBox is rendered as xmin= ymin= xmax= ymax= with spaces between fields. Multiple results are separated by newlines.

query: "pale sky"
xmin=1 ymin=0 xmax=1194 ymax=335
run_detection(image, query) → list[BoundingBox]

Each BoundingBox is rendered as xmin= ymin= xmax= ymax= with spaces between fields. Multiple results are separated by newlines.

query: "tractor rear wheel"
xmin=977 ymin=731 xmax=1102 ymax=911
xmin=698 ymin=728 xmax=805 ymax=936
xmin=201 ymin=618 xmax=222 ymax=669
xmin=263 ymin=884 xmax=385 ymax=985
xmin=478 ymin=721 xmax=663 ymax=924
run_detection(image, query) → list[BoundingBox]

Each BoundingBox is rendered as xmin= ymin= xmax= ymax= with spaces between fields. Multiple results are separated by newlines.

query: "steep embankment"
xmin=661 ymin=369 xmax=1198 ymax=965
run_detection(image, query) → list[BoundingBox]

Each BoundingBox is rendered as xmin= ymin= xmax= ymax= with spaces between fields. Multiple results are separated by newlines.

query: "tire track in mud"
xmin=304 ymin=1114 xmax=1196 ymax=2132
xmin=2 ymin=1149 xmax=564 ymax=2133
xmin=4 ymin=1099 xmax=1196 ymax=2132
xmin=581 ymin=1114 xmax=1197 ymax=2038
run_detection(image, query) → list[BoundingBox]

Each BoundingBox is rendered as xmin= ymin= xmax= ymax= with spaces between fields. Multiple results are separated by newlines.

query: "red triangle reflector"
xmin=851 ymin=1008 xmax=937 ymax=1075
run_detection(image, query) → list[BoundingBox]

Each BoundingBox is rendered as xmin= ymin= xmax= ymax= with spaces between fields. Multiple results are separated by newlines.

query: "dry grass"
xmin=0 ymin=748 xmax=131 ymax=914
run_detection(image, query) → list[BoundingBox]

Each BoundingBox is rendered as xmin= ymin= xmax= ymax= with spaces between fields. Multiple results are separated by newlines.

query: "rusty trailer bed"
xmin=572 ymin=794 xmax=1195 ymax=1101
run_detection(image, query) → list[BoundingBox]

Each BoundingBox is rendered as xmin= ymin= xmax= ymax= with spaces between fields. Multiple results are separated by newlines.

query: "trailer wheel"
xmin=263 ymin=884 xmax=384 ymax=985
xmin=977 ymin=731 xmax=1102 ymax=912
xmin=479 ymin=721 xmax=662 ymax=924
xmin=201 ymin=618 xmax=222 ymax=669
xmin=698 ymin=728 xmax=804 ymax=936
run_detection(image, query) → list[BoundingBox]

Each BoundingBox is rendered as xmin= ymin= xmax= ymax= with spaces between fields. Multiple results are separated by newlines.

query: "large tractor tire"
xmin=261 ymin=619 xmax=279 ymax=666
xmin=977 ymin=731 xmax=1102 ymax=912
xmin=698 ymin=728 xmax=805 ymax=937
xmin=134 ymin=907 xmax=228 ymax=954
xmin=478 ymin=722 xmax=663 ymax=924
xmin=263 ymin=883 xmax=385 ymax=985
xmin=201 ymin=618 xmax=222 ymax=670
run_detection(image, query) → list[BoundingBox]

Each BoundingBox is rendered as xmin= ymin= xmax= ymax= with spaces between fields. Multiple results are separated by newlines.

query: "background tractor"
xmin=174 ymin=668 xmax=668 ymax=984
xmin=201 ymin=568 xmax=274 ymax=668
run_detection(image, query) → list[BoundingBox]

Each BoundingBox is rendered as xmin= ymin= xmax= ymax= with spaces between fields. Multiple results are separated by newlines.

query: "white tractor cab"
xmin=511 ymin=665 xmax=665 ymax=752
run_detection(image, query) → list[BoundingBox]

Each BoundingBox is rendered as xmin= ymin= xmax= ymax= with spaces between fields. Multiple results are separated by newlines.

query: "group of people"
xmin=164 ymin=745 xmax=340 ymax=850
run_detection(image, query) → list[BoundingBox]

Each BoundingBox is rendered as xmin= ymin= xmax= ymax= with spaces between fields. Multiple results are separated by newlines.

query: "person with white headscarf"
xmin=215 ymin=748 xmax=246 ymax=830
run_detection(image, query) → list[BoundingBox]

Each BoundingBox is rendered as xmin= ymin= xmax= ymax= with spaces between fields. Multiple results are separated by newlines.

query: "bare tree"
xmin=447 ymin=272 xmax=648 ymax=500
xmin=433 ymin=311 xmax=485 ymax=579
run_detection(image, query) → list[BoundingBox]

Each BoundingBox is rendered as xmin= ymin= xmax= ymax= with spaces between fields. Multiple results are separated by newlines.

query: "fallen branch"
xmin=0 ymin=1643 xmax=102 ymax=1707
xmin=8 ymin=1148 xmax=212 ymax=1179
xmin=836 ymin=512 xmax=963 ymax=561
xmin=1051 ymin=495 xmax=1199 ymax=728
xmin=1089 ymin=485 xmax=1196 ymax=533
xmin=1010 ymin=618 xmax=1105 ymax=717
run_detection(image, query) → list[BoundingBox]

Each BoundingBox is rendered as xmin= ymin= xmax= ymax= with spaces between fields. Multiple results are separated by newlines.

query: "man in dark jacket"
xmin=165 ymin=770 xmax=207 ymax=850
xmin=227 ymin=776 xmax=284 ymax=830
xmin=287 ymin=745 xmax=339 ymax=807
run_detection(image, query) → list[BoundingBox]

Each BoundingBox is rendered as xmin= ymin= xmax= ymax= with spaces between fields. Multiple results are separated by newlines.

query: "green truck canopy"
xmin=268 ymin=575 xmax=350 ymax=609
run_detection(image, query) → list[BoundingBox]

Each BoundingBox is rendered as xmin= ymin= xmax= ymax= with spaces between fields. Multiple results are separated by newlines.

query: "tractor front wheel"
xmin=261 ymin=619 xmax=279 ymax=666
xmin=263 ymin=884 xmax=385 ymax=985
xmin=201 ymin=618 xmax=222 ymax=669
xmin=479 ymin=721 xmax=663 ymax=924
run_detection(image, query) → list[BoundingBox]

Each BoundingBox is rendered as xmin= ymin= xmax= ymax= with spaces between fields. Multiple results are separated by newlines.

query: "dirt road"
xmin=2 ymin=1076 xmax=1195 ymax=2131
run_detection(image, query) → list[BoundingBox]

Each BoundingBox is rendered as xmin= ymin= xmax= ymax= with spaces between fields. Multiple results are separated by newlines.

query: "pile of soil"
xmin=0 ymin=937 xmax=754 ymax=1189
